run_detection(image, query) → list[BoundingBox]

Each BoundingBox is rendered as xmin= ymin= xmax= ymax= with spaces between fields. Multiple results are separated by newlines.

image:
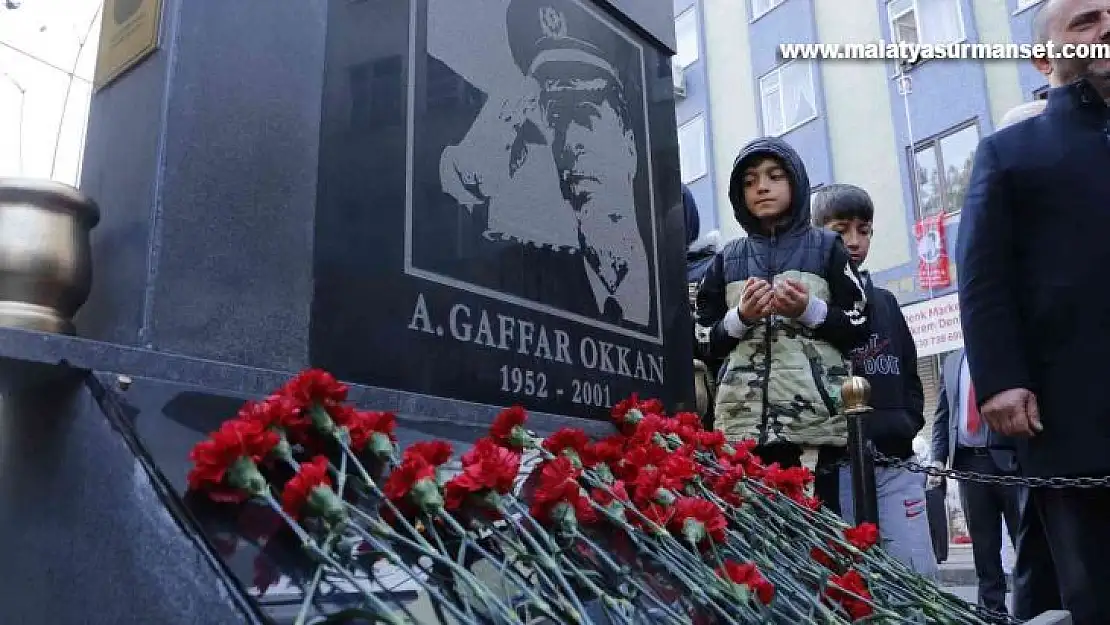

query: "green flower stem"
xmin=346 ymin=517 xmax=521 ymax=624
xmin=294 ymin=529 xmax=344 ymax=625
xmin=310 ymin=539 xmax=407 ymax=625
xmin=336 ymin=443 xmax=447 ymax=553
xmin=591 ymin=517 xmax=739 ymax=624
xmin=423 ymin=518 xmax=480 ymax=624
xmin=351 ymin=524 xmax=482 ymax=625
xmin=293 ymin=564 xmax=325 ymax=625
xmin=292 ymin=453 xmax=354 ymax=625
xmin=435 ymin=512 xmax=564 ymax=622
xmin=261 ymin=494 xmax=405 ymax=625
xmin=500 ymin=501 xmax=592 ymax=624
xmin=571 ymin=530 xmax=689 ymax=625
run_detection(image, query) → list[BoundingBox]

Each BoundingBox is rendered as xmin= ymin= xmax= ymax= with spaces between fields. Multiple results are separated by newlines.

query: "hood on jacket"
xmin=727 ymin=136 xmax=811 ymax=237
xmin=682 ymin=184 xmax=701 ymax=247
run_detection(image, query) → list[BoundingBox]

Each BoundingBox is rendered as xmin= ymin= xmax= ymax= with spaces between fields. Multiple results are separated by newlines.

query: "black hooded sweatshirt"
xmin=850 ymin=272 xmax=924 ymax=460
xmin=695 ymin=137 xmax=871 ymax=455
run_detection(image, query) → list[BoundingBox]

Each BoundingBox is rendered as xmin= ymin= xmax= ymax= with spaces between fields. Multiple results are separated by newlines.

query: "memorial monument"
xmin=0 ymin=0 xmax=689 ymax=622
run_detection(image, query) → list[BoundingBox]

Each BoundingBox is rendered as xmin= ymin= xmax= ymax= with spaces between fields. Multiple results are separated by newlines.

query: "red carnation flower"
xmin=444 ymin=438 xmax=520 ymax=513
xmin=760 ymin=464 xmax=816 ymax=507
xmin=717 ymin=560 xmax=775 ymax=605
xmin=407 ymin=440 xmax=453 ymax=467
xmin=238 ymin=395 xmax=309 ymax=441
xmin=345 ymin=410 xmax=397 ymax=457
xmin=530 ymin=457 xmax=596 ymax=527
xmin=281 ymin=456 xmax=343 ymax=523
xmin=663 ymin=413 xmax=702 ymax=445
xmin=188 ymin=418 xmax=280 ymax=502
xmin=671 ymin=496 xmax=727 ymax=547
xmin=628 ymin=413 xmax=669 ymax=448
xmin=697 ymin=429 xmax=727 ymax=452
xmin=660 ymin=452 xmax=698 ymax=491
xmin=611 ymin=394 xmax=663 ymax=434
xmin=826 ymin=569 xmax=874 ymax=620
xmin=712 ymin=465 xmax=747 ymax=507
xmin=631 ymin=501 xmax=673 ymax=533
xmin=382 ymin=454 xmax=442 ymax=515
xmin=590 ymin=480 xmax=630 ymax=508
xmin=630 ymin=467 xmax=676 ymax=506
xmin=720 ymin=438 xmax=760 ymax=469
xmin=844 ymin=522 xmax=879 ymax=552
xmin=585 ymin=436 xmax=625 ymax=469
xmin=279 ymin=369 xmax=348 ymax=409
xmin=543 ymin=427 xmax=591 ymax=466
xmin=621 ymin=443 xmax=670 ymax=481
xmin=490 ymin=406 xmax=529 ymax=449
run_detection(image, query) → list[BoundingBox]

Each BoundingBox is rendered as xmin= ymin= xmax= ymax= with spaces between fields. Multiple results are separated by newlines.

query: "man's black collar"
xmin=1046 ymin=77 xmax=1108 ymax=116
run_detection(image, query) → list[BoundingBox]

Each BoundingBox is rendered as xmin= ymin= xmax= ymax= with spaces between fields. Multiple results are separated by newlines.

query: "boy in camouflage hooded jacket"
xmin=695 ymin=137 xmax=870 ymax=469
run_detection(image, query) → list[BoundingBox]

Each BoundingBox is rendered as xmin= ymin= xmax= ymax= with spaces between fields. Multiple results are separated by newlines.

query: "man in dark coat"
xmin=956 ymin=1 xmax=1110 ymax=621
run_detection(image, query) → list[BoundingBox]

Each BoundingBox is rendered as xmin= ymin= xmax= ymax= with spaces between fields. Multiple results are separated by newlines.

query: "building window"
xmin=678 ymin=115 xmax=708 ymax=184
xmin=1033 ymin=84 xmax=1049 ymax=99
xmin=758 ymin=61 xmax=817 ymax=136
xmin=674 ymin=8 xmax=699 ymax=69
xmin=910 ymin=121 xmax=980 ymax=219
xmin=750 ymin=0 xmax=785 ymax=21
xmin=887 ymin=0 xmax=965 ymax=47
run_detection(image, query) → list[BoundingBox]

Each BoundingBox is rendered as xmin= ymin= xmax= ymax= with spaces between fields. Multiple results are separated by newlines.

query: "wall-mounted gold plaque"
xmin=92 ymin=0 xmax=163 ymax=92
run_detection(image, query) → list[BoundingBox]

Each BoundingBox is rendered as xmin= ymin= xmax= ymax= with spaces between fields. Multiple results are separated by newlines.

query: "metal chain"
xmin=871 ymin=452 xmax=1110 ymax=489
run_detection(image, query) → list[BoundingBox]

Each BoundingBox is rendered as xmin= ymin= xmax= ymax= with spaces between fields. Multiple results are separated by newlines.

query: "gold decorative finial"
xmin=841 ymin=376 xmax=871 ymax=414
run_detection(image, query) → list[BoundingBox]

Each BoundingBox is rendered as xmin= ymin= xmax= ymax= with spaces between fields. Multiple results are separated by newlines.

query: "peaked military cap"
xmin=506 ymin=0 xmax=622 ymax=81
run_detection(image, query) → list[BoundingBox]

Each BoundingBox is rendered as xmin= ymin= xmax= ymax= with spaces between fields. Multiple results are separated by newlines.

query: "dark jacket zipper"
xmin=758 ymin=234 xmax=776 ymax=445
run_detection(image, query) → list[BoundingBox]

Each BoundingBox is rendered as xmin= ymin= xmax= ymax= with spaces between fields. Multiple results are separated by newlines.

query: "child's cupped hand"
xmin=772 ymin=278 xmax=809 ymax=319
xmin=738 ymin=278 xmax=774 ymax=323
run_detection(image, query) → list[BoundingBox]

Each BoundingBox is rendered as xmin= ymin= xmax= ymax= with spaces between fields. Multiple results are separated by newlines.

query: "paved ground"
xmin=939 ymin=541 xmax=1015 ymax=586
xmin=939 ymin=543 xmax=1015 ymax=614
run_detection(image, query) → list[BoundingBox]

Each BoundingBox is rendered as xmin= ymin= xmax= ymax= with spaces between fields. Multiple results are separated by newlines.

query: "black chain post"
xmin=841 ymin=376 xmax=880 ymax=527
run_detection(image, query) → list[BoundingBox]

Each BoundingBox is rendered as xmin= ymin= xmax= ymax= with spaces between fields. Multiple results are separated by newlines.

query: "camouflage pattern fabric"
xmin=714 ymin=269 xmax=851 ymax=446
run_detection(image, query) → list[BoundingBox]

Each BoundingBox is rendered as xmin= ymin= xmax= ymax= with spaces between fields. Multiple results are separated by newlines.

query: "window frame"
xmin=886 ymin=0 xmax=967 ymax=67
xmin=674 ymin=7 xmax=700 ymax=70
xmin=757 ymin=60 xmax=818 ymax=137
xmin=750 ymin=0 xmax=785 ymax=22
xmin=677 ymin=114 xmax=709 ymax=184
xmin=907 ymin=118 xmax=981 ymax=221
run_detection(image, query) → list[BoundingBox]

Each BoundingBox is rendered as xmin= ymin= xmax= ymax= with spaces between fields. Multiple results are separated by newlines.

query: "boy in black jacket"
xmin=814 ymin=183 xmax=937 ymax=578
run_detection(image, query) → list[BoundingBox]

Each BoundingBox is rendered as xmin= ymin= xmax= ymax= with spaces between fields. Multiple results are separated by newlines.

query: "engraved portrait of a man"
xmin=410 ymin=0 xmax=659 ymax=337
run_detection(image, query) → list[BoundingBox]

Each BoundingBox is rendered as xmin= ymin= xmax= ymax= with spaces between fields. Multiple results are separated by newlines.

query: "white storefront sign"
xmin=901 ymin=292 xmax=963 ymax=357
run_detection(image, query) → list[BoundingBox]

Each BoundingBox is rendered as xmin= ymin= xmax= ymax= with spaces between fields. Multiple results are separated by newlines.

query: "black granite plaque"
xmin=311 ymin=0 xmax=690 ymax=419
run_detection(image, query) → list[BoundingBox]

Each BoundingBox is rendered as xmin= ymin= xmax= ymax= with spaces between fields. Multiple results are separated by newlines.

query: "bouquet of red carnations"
xmin=187 ymin=369 xmax=991 ymax=625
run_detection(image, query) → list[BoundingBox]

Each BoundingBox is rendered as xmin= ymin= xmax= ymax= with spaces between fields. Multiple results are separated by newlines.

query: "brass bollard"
xmin=0 ymin=178 xmax=99 ymax=335
xmin=842 ymin=376 xmax=880 ymax=528
xmin=841 ymin=376 xmax=872 ymax=414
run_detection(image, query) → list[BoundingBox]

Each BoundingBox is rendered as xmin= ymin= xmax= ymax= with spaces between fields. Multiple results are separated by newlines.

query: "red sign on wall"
xmin=914 ymin=215 xmax=951 ymax=289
